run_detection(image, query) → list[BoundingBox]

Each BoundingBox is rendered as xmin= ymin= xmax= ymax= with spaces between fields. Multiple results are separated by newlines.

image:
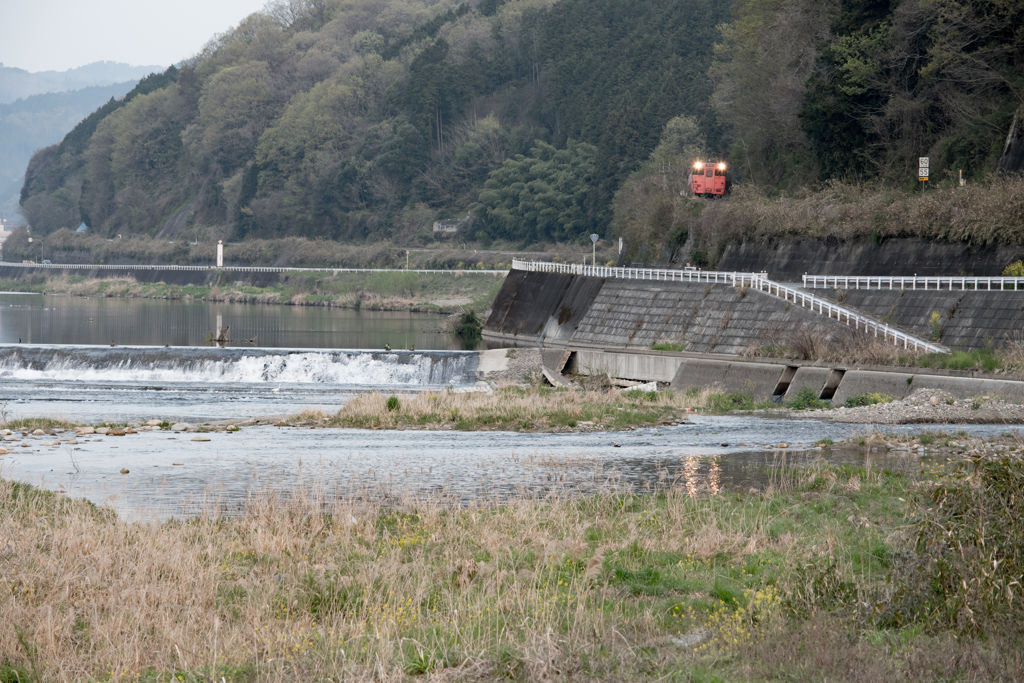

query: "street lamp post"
xmin=28 ymin=237 xmax=43 ymax=263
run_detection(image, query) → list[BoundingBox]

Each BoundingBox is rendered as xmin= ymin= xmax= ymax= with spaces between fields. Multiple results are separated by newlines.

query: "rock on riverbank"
xmin=809 ymin=388 xmax=1024 ymax=424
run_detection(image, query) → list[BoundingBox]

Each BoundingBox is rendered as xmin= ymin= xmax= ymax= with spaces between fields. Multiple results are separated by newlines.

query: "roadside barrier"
xmin=803 ymin=274 xmax=1024 ymax=291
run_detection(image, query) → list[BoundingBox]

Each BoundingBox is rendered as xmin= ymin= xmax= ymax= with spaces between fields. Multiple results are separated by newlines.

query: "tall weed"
xmin=881 ymin=455 xmax=1024 ymax=634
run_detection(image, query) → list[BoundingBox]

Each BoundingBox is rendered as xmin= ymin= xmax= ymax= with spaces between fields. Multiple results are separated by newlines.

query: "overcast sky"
xmin=0 ymin=0 xmax=269 ymax=72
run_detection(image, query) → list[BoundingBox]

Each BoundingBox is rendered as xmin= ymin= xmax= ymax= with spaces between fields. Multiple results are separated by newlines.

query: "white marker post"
xmin=217 ymin=240 xmax=223 ymax=268
xmin=919 ymin=156 xmax=929 ymax=191
xmin=590 ymin=233 xmax=599 ymax=269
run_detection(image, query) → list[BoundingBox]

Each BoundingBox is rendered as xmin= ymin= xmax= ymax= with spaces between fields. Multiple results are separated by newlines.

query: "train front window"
xmin=705 ymin=170 xmax=713 ymax=178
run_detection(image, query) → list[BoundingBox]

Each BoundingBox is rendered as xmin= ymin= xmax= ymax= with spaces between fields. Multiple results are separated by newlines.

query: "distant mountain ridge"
xmin=0 ymin=61 xmax=162 ymax=104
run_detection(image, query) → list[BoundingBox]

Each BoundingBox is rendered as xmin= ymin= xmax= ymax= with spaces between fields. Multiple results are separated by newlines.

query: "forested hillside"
xmin=19 ymin=0 xmax=728 ymax=245
xmin=616 ymin=0 xmax=1023 ymax=261
xmin=16 ymin=0 xmax=1023 ymax=255
xmin=0 ymin=82 xmax=139 ymax=219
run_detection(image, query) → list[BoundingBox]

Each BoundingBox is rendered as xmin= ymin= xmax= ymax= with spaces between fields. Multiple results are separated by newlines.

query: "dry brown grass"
xmin=744 ymin=323 xmax=924 ymax=366
xmin=296 ymin=385 xmax=715 ymax=431
xmin=3 ymin=456 xmax=1021 ymax=682
xmin=0 ymin=471 xmax=781 ymax=682
xmin=692 ymin=176 xmax=1024 ymax=261
xmin=619 ymin=175 xmax=1024 ymax=266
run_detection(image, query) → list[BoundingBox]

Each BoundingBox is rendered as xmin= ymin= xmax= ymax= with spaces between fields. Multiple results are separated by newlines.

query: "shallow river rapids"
xmin=0 ymin=344 xmax=1018 ymax=518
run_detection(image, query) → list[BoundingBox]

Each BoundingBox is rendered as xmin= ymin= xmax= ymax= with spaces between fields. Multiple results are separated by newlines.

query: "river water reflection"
xmin=0 ymin=292 xmax=482 ymax=350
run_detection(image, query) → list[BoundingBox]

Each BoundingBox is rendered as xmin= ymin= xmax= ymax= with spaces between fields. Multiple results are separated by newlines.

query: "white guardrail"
xmin=803 ymin=275 xmax=1024 ymax=291
xmin=512 ymin=259 xmax=770 ymax=283
xmin=512 ymin=260 xmax=947 ymax=354
xmin=0 ymin=262 xmax=507 ymax=275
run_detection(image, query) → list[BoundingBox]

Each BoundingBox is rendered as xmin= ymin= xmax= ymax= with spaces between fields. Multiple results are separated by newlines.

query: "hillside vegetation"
xmin=15 ymin=0 xmax=1024 ymax=259
xmin=19 ymin=0 xmax=727 ymax=247
xmin=0 ymin=82 xmax=140 ymax=219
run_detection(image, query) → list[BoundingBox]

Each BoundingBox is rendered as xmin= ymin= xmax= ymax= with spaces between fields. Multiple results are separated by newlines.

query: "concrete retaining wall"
xmin=485 ymin=271 xmax=862 ymax=355
xmin=567 ymin=279 xmax=862 ymax=354
xmin=540 ymin=275 xmax=606 ymax=344
xmin=484 ymin=265 xmax=1024 ymax=401
xmin=836 ymin=289 xmax=1024 ymax=351
xmin=561 ymin=351 xmax=1024 ymax=406
xmin=485 ymin=270 xmax=577 ymax=338
xmin=569 ymin=349 xmax=686 ymax=383
xmin=670 ymin=359 xmax=785 ymax=399
xmin=911 ymin=375 xmax=1024 ymax=403
xmin=783 ymin=366 xmax=831 ymax=401
xmin=718 ymin=238 xmax=1024 ymax=282
xmin=830 ymin=370 xmax=916 ymax=406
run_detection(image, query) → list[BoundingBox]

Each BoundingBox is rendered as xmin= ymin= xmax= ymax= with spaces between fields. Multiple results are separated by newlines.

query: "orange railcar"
xmin=690 ymin=161 xmax=729 ymax=197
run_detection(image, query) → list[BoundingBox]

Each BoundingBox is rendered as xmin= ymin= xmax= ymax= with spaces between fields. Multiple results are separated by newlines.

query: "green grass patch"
xmin=651 ymin=342 xmax=686 ymax=352
xmin=843 ymin=392 xmax=892 ymax=408
xmin=2 ymin=417 xmax=80 ymax=431
xmin=787 ymin=386 xmax=829 ymax=410
xmin=916 ymin=349 xmax=1003 ymax=372
xmin=705 ymin=392 xmax=775 ymax=412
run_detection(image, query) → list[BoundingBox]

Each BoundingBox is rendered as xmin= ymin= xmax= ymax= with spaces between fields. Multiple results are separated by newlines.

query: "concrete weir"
xmin=558 ymin=349 xmax=1024 ymax=404
xmin=669 ymin=359 xmax=788 ymax=400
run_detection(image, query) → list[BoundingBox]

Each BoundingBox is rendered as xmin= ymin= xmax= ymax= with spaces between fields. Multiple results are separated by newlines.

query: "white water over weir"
xmin=0 ymin=345 xmax=479 ymax=387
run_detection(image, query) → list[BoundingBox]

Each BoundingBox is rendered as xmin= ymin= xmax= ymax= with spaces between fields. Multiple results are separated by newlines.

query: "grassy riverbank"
xmin=0 ymin=270 xmax=506 ymax=314
xmin=2 ymin=451 xmax=1021 ymax=682
xmin=297 ymin=386 xmax=707 ymax=432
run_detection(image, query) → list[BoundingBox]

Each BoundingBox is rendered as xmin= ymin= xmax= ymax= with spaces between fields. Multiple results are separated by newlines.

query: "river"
xmin=1 ymin=291 xmax=1018 ymax=518
xmin=0 ymin=291 xmax=485 ymax=350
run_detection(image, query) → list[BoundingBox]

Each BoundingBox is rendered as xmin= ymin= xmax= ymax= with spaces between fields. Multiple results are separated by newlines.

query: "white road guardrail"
xmin=0 ymin=261 xmax=507 ymax=275
xmin=512 ymin=259 xmax=769 ymax=283
xmin=803 ymin=274 xmax=1024 ymax=291
xmin=512 ymin=260 xmax=947 ymax=354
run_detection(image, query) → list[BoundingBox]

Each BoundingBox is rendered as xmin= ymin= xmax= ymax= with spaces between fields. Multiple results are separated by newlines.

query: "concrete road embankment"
xmin=717 ymin=238 xmax=1024 ymax=282
xmin=484 ymin=270 xmax=860 ymax=355
xmin=482 ymin=265 xmax=1024 ymax=402
xmin=831 ymin=289 xmax=1024 ymax=351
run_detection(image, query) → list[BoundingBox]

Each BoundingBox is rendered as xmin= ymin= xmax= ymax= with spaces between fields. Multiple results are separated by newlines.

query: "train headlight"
xmin=694 ymin=161 xmax=702 ymax=170
xmin=718 ymin=163 xmax=726 ymax=170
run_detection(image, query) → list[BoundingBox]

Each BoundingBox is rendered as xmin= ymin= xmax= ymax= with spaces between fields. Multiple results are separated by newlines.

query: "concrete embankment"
xmin=558 ymin=348 xmax=1024 ymax=404
xmin=716 ymin=238 xmax=1024 ymax=282
xmin=482 ymin=268 xmax=1024 ymax=403
xmin=485 ymin=270 xmax=855 ymax=355
xmin=824 ymin=289 xmax=1024 ymax=351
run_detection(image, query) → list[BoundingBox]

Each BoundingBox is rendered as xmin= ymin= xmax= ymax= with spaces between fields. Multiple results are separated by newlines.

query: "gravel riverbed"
xmin=806 ymin=388 xmax=1024 ymax=424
